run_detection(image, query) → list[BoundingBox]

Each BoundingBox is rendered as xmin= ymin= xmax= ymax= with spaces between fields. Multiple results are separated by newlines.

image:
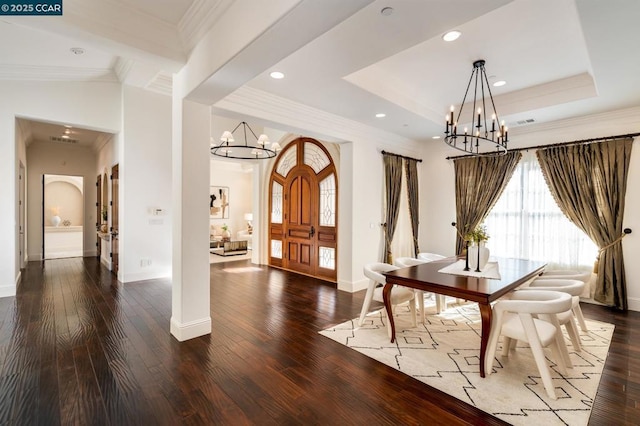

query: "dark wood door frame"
xmin=111 ymin=164 xmax=119 ymax=276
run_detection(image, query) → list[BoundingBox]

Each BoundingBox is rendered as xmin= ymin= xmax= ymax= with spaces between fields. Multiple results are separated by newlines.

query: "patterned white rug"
xmin=320 ymin=299 xmax=614 ymax=425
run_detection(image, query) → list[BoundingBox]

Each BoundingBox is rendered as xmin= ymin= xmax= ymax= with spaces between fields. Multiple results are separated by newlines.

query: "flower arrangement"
xmin=465 ymin=224 xmax=490 ymax=243
xmin=222 ymin=223 xmax=229 ymax=232
xmin=101 ymin=206 xmax=108 ymax=223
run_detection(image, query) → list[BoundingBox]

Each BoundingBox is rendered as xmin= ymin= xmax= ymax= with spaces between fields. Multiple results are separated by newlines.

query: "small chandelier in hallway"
xmin=211 ymin=121 xmax=281 ymax=160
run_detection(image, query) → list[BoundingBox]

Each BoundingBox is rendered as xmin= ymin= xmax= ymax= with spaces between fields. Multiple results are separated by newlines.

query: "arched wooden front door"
xmin=269 ymin=138 xmax=337 ymax=282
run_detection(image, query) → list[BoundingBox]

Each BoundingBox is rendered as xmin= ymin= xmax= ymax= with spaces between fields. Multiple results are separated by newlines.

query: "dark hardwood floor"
xmin=2 ymin=257 xmax=638 ymax=425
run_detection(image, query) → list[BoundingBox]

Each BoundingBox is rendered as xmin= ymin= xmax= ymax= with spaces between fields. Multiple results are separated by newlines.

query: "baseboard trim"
xmin=100 ymin=257 xmax=111 ymax=270
xmin=627 ymin=296 xmax=640 ymax=312
xmin=338 ymin=278 xmax=368 ymax=293
xmin=170 ymin=316 xmax=211 ymax=341
xmin=122 ymin=269 xmax=171 ymax=283
xmin=0 ymin=283 xmax=16 ymax=298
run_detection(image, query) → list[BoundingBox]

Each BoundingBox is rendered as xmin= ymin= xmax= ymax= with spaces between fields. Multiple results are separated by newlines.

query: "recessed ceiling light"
xmin=70 ymin=47 xmax=84 ymax=55
xmin=61 ymin=135 xmax=70 ymax=139
xmin=270 ymin=71 xmax=284 ymax=79
xmin=375 ymin=113 xmax=386 ymax=118
xmin=442 ymin=30 xmax=461 ymax=42
xmin=493 ymin=80 xmax=506 ymax=87
xmin=432 ymin=135 xmax=441 ymax=139
xmin=380 ymin=7 xmax=393 ymax=16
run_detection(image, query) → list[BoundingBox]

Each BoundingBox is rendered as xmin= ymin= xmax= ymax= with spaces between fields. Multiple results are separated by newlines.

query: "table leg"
xmin=382 ymin=283 xmax=396 ymax=344
xmin=478 ymin=302 xmax=492 ymax=378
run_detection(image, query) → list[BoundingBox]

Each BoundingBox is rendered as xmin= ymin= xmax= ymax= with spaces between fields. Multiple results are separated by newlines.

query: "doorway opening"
xmin=268 ymin=138 xmax=338 ymax=282
xmin=43 ymin=174 xmax=84 ymax=259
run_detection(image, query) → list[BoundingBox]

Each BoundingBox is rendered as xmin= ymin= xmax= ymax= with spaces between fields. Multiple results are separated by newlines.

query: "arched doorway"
xmin=268 ymin=138 xmax=337 ymax=282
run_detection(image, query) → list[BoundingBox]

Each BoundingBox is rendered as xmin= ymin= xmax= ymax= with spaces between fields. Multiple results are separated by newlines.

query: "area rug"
xmin=320 ymin=299 xmax=614 ymax=425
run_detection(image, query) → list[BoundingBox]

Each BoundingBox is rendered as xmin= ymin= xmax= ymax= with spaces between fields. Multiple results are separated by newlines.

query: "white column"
xmin=170 ymin=96 xmax=211 ymax=341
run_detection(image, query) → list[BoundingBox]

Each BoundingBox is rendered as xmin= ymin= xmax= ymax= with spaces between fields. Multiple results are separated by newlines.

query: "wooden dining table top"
xmin=383 ymin=256 xmax=547 ymax=303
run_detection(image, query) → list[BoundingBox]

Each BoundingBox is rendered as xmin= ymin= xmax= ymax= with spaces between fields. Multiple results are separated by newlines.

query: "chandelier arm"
xmin=473 ymin=68 xmax=480 ymax=153
xmin=482 ymin=70 xmax=501 ymax=136
xmin=456 ymin=67 xmax=476 ymax=125
xmin=242 ymin=122 xmax=249 ymax=147
xmin=244 ymin=122 xmax=261 ymax=141
xmin=230 ymin=121 xmax=244 ymax=133
xmin=479 ymin=66 xmax=487 ymax=139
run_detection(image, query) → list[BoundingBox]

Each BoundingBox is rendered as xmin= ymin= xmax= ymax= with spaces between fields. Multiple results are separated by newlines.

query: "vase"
xmin=468 ymin=241 xmax=490 ymax=271
xmin=51 ymin=215 xmax=61 ymax=227
xmin=222 ymin=229 xmax=231 ymax=239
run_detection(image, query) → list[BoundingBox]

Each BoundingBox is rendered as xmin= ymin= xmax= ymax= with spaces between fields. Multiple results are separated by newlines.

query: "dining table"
xmin=383 ymin=256 xmax=546 ymax=377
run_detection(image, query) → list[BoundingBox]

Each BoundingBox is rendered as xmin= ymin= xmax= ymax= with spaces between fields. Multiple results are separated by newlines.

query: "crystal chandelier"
xmin=444 ymin=60 xmax=508 ymax=155
xmin=211 ymin=121 xmax=281 ymax=159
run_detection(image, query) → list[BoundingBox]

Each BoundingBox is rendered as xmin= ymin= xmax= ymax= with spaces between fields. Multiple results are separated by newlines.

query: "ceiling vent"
xmin=50 ymin=136 xmax=79 ymax=144
xmin=513 ymin=118 xmax=536 ymax=126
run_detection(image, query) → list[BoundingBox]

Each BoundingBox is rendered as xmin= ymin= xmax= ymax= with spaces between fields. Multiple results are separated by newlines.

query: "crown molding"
xmin=0 ymin=65 xmax=118 ymax=82
xmin=215 ymin=86 xmax=416 ymax=148
xmin=178 ymin=0 xmax=234 ymax=53
xmin=507 ymin=106 xmax=640 ymax=148
xmin=513 ymin=106 xmax=640 ymax=136
xmin=114 ymin=57 xmax=134 ymax=83
xmin=145 ymin=71 xmax=173 ymax=96
xmin=94 ymin=132 xmax=113 ymax=153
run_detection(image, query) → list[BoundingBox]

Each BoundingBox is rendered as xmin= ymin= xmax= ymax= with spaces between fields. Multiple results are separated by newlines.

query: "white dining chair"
xmin=360 ymin=263 xmax=417 ymax=338
xmin=417 ymin=252 xmax=447 ymax=262
xmin=536 ymin=271 xmax=591 ymax=330
xmin=528 ymin=278 xmax=588 ymax=335
xmin=395 ymin=257 xmax=447 ymax=320
xmin=485 ymin=290 xmax=573 ymax=400
xmin=538 ymin=270 xmax=592 ymax=300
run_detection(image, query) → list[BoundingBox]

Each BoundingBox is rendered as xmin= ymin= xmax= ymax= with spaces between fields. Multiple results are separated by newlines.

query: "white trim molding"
xmin=170 ymin=316 xmax=212 ymax=342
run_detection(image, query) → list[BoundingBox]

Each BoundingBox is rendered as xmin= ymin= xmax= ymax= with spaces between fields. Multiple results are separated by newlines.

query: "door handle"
xmin=310 ymin=226 xmax=315 ymax=237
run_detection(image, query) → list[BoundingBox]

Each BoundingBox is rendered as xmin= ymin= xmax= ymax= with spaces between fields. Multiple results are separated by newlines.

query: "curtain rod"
xmin=445 ymin=132 xmax=640 ymax=160
xmin=381 ymin=150 xmax=422 ymax=163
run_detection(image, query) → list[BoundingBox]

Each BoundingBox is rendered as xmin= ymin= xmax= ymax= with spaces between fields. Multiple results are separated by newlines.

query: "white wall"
xmin=0 ymin=81 xmax=121 ymax=297
xmin=120 ymin=86 xmax=173 ymax=282
xmin=26 ymin=142 xmax=96 ymax=261
xmin=420 ymin=107 xmax=640 ymax=311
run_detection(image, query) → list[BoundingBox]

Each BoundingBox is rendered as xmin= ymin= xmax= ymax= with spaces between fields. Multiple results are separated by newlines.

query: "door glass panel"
xmin=319 ymin=174 xmax=336 ymax=227
xmin=271 ymin=182 xmax=283 ymax=224
xmin=276 ymin=145 xmax=297 ymax=177
xmin=271 ymin=240 xmax=283 ymax=259
xmin=304 ymin=142 xmax=330 ymax=173
xmin=319 ymin=247 xmax=335 ymax=270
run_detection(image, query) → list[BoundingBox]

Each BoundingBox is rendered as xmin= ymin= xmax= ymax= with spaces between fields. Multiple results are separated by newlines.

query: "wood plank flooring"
xmin=2 ymin=257 xmax=638 ymax=424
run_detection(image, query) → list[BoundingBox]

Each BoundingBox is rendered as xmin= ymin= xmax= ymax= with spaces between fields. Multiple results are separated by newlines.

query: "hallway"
xmin=1 ymin=258 xmax=637 ymax=424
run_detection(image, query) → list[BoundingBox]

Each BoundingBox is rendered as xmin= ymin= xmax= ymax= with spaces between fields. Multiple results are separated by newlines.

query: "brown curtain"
xmin=383 ymin=154 xmax=403 ymax=263
xmin=454 ymin=152 xmax=522 ymax=254
xmin=405 ymin=158 xmax=420 ymax=257
xmin=536 ymin=138 xmax=633 ymax=310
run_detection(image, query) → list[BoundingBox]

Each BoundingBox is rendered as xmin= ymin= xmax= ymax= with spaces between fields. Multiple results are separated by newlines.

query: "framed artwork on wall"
xmin=210 ymin=186 xmax=229 ymax=219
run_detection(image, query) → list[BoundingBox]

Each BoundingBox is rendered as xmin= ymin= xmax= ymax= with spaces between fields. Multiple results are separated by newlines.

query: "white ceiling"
xmin=3 ymin=0 xmax=640 ymax=146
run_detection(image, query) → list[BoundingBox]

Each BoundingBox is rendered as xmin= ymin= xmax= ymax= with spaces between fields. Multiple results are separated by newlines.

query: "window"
xmin=271 ymin=182 xmax=283 ymax=224
xmin=483 ymin=151 xmax=597 ymax=270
